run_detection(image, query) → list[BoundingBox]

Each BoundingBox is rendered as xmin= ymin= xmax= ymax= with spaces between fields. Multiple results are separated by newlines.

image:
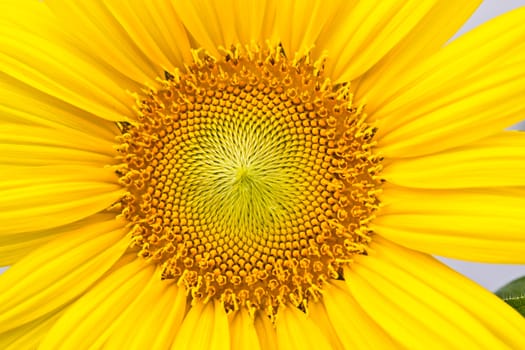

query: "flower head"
xmin=1 ymin=1 xmax=525 ymax=349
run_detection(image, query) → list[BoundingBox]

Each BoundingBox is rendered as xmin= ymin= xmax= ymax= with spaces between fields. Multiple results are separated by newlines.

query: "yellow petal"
xmin=99 ymin=269 xmax=187 ymax=350
xmin=383 ymin=131 xmax=525 ymax=189
xmin=253 ymin=311 xmax=278 ymax=350
xmin=171 ymin=300 xmax=230 ymax=350
xmin=306 ymin=300 xmax=345 ymax=350
xmin=0 ymin=76 xmax=119 ymax=141
xmin=275 ymin=305 xmax=332 ymax=350
xmin=40 ymin=258 xmax=153 ymax=349
xmin=45 ymin=0 xmax=192 ymax=83
xmin=0 ymin=213 xmax=118 ymax=266
xmin=375 ymin=185 xmax=525 ymax=262
xmin=0 ymin=307 xmax=65 ymax=350
xmin=0 ymin=2 xmax=137 ymax=122
xmin=229 ymin=308 xmax=261 ymax=350
xmin=173 ymin=0 xmax=277 ymax=55
xmin=356 ymin=1 xmax=482 ymax=109
xmin=148 ymin=285 xmax=188 ymax=350
xmin=0 ymin=124 xmax=116 ymax=167
xmin=0 ymin=165 xmax=124 ymax=234
xmin=0 ymin=214 xmax=127 ymax=334
xmin=373 ymin=6 xmax=525 ymax=157
xmin=345 ymin=237 xmax=525 ymax=349
xmin=103 ymin=0 xmax=192 ymax=73
xmin=314 ymin=0 xmax=436 ymax=83
xmin=318 ymin=281 xmax=398 ymax=349
xmin=274 ymin=0 xmax=342 ymax=58
xmin=0 ymin=237 xmax=53 ymax=266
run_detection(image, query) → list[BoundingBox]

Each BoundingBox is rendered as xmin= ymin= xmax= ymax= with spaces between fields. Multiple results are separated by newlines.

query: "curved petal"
xmin=311 ymin=281 xmax=399 ymax=349
xmin=148 ymin=285 xmax=188 ymax=349
xmin=0 ymin=1 xmax=136 ymax=122
xmin=0 ymin=124 xmax=117 ymax=167
xmin=0 ymin=307 xmax=65 ymax=350
xmin=103 ymin=0 xmax=192 ymax=73
xmin=0 ymin=165 xmax=124 ymax=234
xmin=99 ymin=270 xmax=187 ymax=349
xmin=345 ymin=237 xmax=525 ymax=349
xmin=356 ymin=1 xmax=482 ymax=105
xmin=274 ymin=0 xmax=342 ymax=58
xmin=173 ymin=0 xmax=277 ymax=55
xmin=373 ymin=6 xmax=525 ymax=157
xmin=375 ymin=185 xmax=525 ymax=262
xmin=254 ymin=311 xmax=278 ymax=350
xmin=170 ymin=300 xmax=230 ymax=350
xmin=275 ymin=305 xmax=332 ymax=349
xmin=0 ymin=215 xmax=128 ymax=334
xmin=313 ymin=0 xmax=436 ymax=83
xmin=40 ymin=257 xmax=153 ymax=349
xmin=383 ymin=132 xmax=525 ymax=189
xmin=229 ymin=308 xmax=261 ymax=350
xmin=0 ymin=76 xmax=118 ymax=140
xmin=0 ymin=238 xmax=52 ymax=267
xmin=306 ymin=301 xmax=345 ymax=350
xmin=0 ymin=213 xmax=121 ymax=267
xmin=45 ymin=0 xmax=192 ymax=82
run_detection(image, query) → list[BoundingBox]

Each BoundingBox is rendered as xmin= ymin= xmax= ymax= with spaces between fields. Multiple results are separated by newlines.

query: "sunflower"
xmin=1 ymin=0 xmax=525 ymax=349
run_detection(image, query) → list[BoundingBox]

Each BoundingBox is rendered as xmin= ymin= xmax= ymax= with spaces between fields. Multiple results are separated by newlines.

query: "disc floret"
xmin=116 ymin=45 xmax=383 ymax=317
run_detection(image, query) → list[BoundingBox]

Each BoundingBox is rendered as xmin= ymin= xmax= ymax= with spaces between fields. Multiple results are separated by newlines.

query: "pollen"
xmin=116 ymin=45 xmax=383 ymax=318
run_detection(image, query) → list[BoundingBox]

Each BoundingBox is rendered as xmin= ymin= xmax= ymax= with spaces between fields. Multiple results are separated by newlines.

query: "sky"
xmin=0 ymin=1 xmax=524 ymax=292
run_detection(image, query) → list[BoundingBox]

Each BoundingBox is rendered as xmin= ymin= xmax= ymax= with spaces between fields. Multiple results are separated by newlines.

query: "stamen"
xmin=116 ymin=45 xmax=382 ymax=317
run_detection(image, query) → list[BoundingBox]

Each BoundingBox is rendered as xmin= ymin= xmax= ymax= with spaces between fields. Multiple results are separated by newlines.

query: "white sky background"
xmin=437 ymin=0 xmax=525 ymax=291
xmin=1 ymin=1 xmax=525 ymax=292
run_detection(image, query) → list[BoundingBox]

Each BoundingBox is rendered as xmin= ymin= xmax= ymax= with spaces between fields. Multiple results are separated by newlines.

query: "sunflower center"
xmin=116 ymin=45 xmax=383 ymax=317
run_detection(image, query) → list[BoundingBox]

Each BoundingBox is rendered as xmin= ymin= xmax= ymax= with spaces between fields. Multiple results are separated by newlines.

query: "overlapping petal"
xmin=355 ymin=1 xmax=482 ymax=100
xmin=0 ymin=166 xmax=124 ymax=234
xmin=0 ymin=215 xmax=128 ymax=334
xmin=170 ymin=300 xmax=230 ymax=350
xmin=173 ymin=0 xmax=277 ymax=54
xmin=345 ymin=237 xmax=525 ymax=349
xmin=382 ymin=131 xmax=525 ymax=189
xmin=372 ymin=6 xmax=525 ymax=157
xmin=100 ymin=269 xmax=187 ymax=350
xmin=0 ymin=1 xmax=523 ymax=349
xmin=275 ymin=306 xmax=332 ymax=349
xmin=375 ymin=185 xmax=525 ymax=262
xmin=310 ymin=282 xmax=398 ymax=349
xmin=0 ymin=75 xmax=119 ymax=139
xmin=0 ymin=124 xmax=117 ymax=167
xmin=313 ymin=0 xmax=436 ymax=83
xmin=229 ymin=308 xmax=261 ymax=350
xmin=0 ymin=2 xmax=135 ymax=122
xmin=40 ymin=257 xmax=153 ymax=349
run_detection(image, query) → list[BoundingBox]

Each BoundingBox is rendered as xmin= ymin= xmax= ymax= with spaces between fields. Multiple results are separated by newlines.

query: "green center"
xmin=117 ymin=46 xmax=383 ymax=316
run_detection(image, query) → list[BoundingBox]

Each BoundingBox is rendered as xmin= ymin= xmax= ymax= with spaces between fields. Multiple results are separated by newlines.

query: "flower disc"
xmin=117 ymin=46 xmax=383 ymax=316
